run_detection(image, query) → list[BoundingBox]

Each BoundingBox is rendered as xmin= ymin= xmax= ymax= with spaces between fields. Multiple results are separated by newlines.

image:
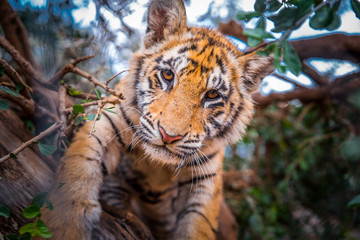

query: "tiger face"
xmin=128 ymin=0 xmax=273 ymax=165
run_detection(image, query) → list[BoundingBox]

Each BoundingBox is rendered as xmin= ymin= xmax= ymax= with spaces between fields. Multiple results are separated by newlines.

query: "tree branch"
xmin=64 ymin=97 xmax=120 ymax=114
xmin=0 ymin=121 xmax=62 ymax=164
xmin=0 ymin=0 xmax=38 ymax=67
xmin=0 ymin=36 xmax=49 ymax=86
xmin=0 ymin=58 xmax=32 ymax=97
xmin=0 ymin=91 xmax=35 ymax=115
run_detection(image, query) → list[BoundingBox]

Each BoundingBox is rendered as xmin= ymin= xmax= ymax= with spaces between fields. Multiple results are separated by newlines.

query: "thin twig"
xmin=0 ymin=58 xmax=32 ymax=97
xmin=58 ymin=85 xmax=67 ymax=137
xmin=88 ymin=102 xmax=104 ymax=138
xmin=279 ymin=0 xmax=332 ymax=42
xmin=64 ymin=97 xmax=120 ymax=114
xmin=69 ymin=66 xmax=124 ymax=99
xmin=0 ymin=91 xmax=35 ymax=115
xmin=71 ymin=55 xmax=95 ymax=66
xmin=0 ymin=35 xmax=49 ymax=86
xmin=0 ymin=122 xmax=62 ymax=163
xmin=272 ymin=72 xmax=306 ymax=89
xmin=105 ymin=70 xmax=128 ymax=86
xmin=64 ymin=83 xmax=99 ymax=100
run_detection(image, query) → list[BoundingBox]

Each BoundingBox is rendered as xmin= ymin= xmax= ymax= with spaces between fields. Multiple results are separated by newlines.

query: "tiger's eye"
xmin=161 ymin=69 xmax=174 ymax=81
xmin=206 ymin=90 xmax=219 ymax=99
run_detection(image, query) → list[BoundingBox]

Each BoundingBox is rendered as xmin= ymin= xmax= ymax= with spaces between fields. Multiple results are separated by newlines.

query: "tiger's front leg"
xmin=42 ymin=110 xmax=125 ymax=240
xmin=172 ymin=174 xmax=222 ymax=240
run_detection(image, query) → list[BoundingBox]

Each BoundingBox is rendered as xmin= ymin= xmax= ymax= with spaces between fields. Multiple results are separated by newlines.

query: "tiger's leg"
xmin=42 ymin=110 xmax=125 ymax=240
xmin=172 ymin=174 xmax=223 ymax=240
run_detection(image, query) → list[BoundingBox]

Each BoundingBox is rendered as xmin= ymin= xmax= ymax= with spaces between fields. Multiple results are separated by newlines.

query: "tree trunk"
xmin=0 ymin=109 xmax=57 ymax=235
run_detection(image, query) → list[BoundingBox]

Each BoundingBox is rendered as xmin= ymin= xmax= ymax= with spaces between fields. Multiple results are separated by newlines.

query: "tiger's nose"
xmin=159 ymin=126 xmax=183 ymax=144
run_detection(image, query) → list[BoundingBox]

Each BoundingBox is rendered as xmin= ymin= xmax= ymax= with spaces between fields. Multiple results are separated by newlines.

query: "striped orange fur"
xmin=42 ymin=0 xmax=273 ymax=239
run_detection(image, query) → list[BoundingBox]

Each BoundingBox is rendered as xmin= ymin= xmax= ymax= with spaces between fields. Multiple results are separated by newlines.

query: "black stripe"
xmin=102 ymin=111 xmax=125 ymax=147
xmin=120 ymin=104 xmax=134 ymax=129
xmin=185 ymin=152 xmax=217 ymax=167
xmin=183 ymin=140 xmax=200 ymax=144
xmin=209 ymin=117 xmax=222 ymax=128
xmin=215 ymin=102 xmax=244 ymax=138
xmin=214 ymin=111 xmax=225 ymax=117
xmin=216 ymin=54 xmax=226 ymax=74
xmin=142 ymin=115 xmax=154 ymax=129
xmin=148 ymin=76 xmax=153 ymax=89
xmin=178 ymin=44 xmax=197 ymax=54
xmin=89 ymin=146 xmax=102 ymax=158
xmin=179 ymin=173 xmax=217 ymax=186
xmin=101 ymin=162 xmax=108 ymax=175
xmin=93 ymin=134 xmax=103 ymax=147
xmin=207 ymin=102 xmax=225 ymax=109
xmin=140 ymin=123 xmax=153 ymax=137
xmin=177 ymin=209 xmax=217 ymax=235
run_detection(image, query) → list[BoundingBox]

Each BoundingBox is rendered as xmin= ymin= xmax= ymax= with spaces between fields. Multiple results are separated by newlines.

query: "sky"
xmin=20 ymin=0 xmax=360 ymax=94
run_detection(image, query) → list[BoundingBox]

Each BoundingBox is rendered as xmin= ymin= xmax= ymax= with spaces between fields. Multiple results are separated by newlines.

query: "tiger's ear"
xmin=144 ymin=0 xmax=187 ymax=48
xmin=239 ymin=51 xmax=274 ymax=92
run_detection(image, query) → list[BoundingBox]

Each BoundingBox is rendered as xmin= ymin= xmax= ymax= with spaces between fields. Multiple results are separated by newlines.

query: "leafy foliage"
xmin=236 ymin=0 xmax=346 ymax=76
xmin=225 ymin=100 xmax=360 ymax=239
xmin=37 ymin=143 xmax=57 ymax=156
xmin=0 ymin=204 xmax=10 ymax=218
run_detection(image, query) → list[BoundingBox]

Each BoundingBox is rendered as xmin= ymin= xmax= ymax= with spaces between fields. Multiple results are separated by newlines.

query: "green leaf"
xmin=10 ymin=153 xmax=17 ymax=159
xmin=351 ymin=0 xmax=360 ymax=19
xmin=341 ymin=137 xmax=360 ymax=162
xmin=0 ymin=86 xmax=18 ymax=97
xmin=5 ymin=234 xmax=19 ymax=240
xmin=87 ymin=113 xmax=101 ymax=121
xmin=0 ymin=66 xmax=4 ymax=77
xmin=257 ymin=43 xmax=275 ymax=56
xmin=20 ymin=233 xmax=31 ymax=240
xmin=72 ymin=104 xmax=85 ymax=116
xmin=15 ymin=83 xmax=24 ymax=95
xmin=46 ymin=200 xmax=53 ymax=211
xmin=38 ymin=144 xmax=57 ymax=156
xmin=24 ymin=120 xmax=35 ymax=135
xmin=325 ymin=12 xmax=341 ymax=30
xmin=0 ymin=99 xmax=9 ymax=110
xmin=254 ymin=0 xmax=266 ymax=12
xmin=74 ymin=115 xmax=84 ymax=125
xmin=36 ymin=220 xmax=52 ymax=238
xmin=247 ymin=37 xmax=262 ymax=47
xmin=55 ymin=182 xmax=65 ymax=192
xmin=104 ymin=108 xmax=117 ymax=114
xmin=19 ymin=223 xmax=35 ymax=236
xmin=269 ymin=0 xmax=282 ymax=11
xmin=94 ymin=88 xmax=101 ymax=100
xmin=348 ymin=195 xmax=360 ymax=208
xmin=32 ymin=192 xmax=48 ymax=208
xmin=0 ymin=204 xmax=10 ymax=217
xmin=269 ymin=7 xmax=298 ymax=32
xmin=309 ymin=4 xmax=339 ymax=30
xmin=348 ymin=90 xmax=360 ymax=109
xmin=22 ymin=205 xmax=40 ymax=219
xmin=80 ymin=99 xmax=92 ymax=103
xmin=243 ymin=28 xmax=274 ymax=40
xmin=68 ymin=87 xmax=82 ymax=96
xmin=274 ymin=44 xmax=287 ymax=73
xmin=236 ymin=10 xmax=261 ymax=22
xmin=282 ymin=41 xmax=302 ymax=75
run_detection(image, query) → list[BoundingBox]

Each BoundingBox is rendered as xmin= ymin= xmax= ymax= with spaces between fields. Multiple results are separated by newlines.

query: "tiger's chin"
xmin=140 ymin=141 xmax=196 ymax=167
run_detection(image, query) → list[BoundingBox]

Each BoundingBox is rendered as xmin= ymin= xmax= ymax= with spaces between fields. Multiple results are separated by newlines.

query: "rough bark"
xmin=0 ymin=110 xmax=57 ymax=235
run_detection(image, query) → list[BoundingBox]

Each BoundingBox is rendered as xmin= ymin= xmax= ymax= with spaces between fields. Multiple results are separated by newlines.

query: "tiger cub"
xmin=43 ymin=0 xmax=273 ymax=239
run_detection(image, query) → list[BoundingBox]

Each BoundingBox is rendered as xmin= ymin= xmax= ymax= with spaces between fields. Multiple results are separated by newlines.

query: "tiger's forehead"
xmin=150 ymin=31 xmax=239 ymax=90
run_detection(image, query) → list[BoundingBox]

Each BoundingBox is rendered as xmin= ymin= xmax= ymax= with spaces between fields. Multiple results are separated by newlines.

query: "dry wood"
xmin=0 ymin=36 xmax=48 ymax=86
xmin=0 ymin=91 xmax=35 ymax=115
xmin=0 ymin=58 xmax=32 ymax=96
xmin=0 ymin=122 xmax=62 ymax=164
